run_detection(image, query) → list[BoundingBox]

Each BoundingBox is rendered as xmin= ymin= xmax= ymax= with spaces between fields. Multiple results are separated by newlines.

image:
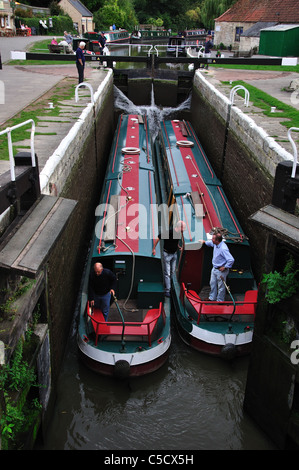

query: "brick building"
xmin=59 ymin=0 xmax=94 ymax=35
xmin=214 ymin=0 xmax=299 ymax=51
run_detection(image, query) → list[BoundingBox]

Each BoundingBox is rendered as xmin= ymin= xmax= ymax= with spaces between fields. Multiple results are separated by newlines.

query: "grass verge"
xmin=0 ymin=77 xmax=77 ymax=160
xmin=228 ymin=80 xmax=299 ymax=130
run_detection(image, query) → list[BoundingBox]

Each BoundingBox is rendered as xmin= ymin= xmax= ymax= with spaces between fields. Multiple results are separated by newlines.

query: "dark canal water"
xmin=38 ymin=314 xmax=275 ymax=450
xmin=36 ymin=69 xmax=276 ymax=452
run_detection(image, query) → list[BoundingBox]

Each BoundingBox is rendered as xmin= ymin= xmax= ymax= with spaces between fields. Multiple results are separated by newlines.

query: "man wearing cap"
xmin=76 ymin=41 xmax=86 ymax=84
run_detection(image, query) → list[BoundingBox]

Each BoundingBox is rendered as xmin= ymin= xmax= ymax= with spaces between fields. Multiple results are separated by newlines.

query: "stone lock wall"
xmin=42 ymin=72 xmax=115 ymax=384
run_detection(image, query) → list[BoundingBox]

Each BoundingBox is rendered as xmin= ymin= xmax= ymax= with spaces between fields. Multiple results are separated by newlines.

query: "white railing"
xmin=229 ymin=85 xmax=250 ymax=107
xmin=287 ymin=127 xmax=299 ymax=178
xmin=75 ymin=82 xmax=94 ymax=104
xmin=0 ymin=119 xmax=36 ymax=181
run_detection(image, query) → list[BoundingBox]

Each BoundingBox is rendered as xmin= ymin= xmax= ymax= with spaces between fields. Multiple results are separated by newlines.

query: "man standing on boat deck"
xmin=152 ymin=221 xmax=186 ymax=298
xmin=88 ymin=262 xmax=117 ymax=320
xmin=199 ymin=233 xmax=234 ymax=302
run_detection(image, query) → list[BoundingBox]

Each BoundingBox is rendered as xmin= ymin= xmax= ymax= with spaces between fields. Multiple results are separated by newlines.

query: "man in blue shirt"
xmin=199 ymin=232 xmax=234 ymax=302
xmin=76 ymin=41 xmax=86 ymax=84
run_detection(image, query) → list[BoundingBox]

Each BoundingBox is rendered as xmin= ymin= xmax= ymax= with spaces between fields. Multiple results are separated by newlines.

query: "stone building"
xmin=214 ymin=0 xmax=299 ymax=51
xmin=0 ymin=0 xmax=15 ymax=35
xmin=59 ymin=0 xmax=94 ymax=35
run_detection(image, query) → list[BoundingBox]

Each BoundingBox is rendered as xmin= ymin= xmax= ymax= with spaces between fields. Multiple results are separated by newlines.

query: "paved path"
xmin=198 ymin=66 xmax=299 ymax=156
xmin=0 ymin=36 xmax=108 ymax=176
xmin=205 ymin=68 xmax=299 ymax=110
xmin=1 ymin=37 xmax=298 ymax=174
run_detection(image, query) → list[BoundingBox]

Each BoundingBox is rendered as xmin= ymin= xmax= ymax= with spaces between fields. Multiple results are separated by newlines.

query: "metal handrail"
xmin=287 ymin=127 xmax=299 ymax=178
xmin=75 ymin=82 xmax=94 ymax=104
xmin=0 ymin=119 xmax=36 ymax=181
xmin=229 ymin=85 xmax=250 ymax=107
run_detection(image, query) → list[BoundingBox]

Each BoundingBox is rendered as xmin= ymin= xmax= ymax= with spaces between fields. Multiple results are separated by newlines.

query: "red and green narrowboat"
xmin=77 ymin=114 xmax=171 ymax=378
xmin=153 ymin=119 xmax=257 ymax=359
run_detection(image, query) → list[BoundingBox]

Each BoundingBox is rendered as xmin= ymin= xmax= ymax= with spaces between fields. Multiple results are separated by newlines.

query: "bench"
xmin=181 ymin=283 xmax=257 ymax=324
xmin=87 ymin=302 xmax=164 ymax=346
xmin=48 ymin=44 xmax=69 ymax=54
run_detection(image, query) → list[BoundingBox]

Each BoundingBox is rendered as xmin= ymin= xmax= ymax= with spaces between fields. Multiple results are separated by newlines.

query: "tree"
xmin=200 ymin=0 xmax=237 ymax=30
xmin=83 ymin=0 xmax=105 ymax=13
xmin=185 ymin=7 xmax=201 ymax=27
xmin=49 ymin=0 xmax=63 ymax=15
xmin=94 ymin=0 xmax=137 ymax=30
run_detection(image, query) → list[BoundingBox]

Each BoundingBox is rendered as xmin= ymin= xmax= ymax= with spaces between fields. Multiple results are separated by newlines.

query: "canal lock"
xmin=0 ymin=67 xmax=299 ymax=449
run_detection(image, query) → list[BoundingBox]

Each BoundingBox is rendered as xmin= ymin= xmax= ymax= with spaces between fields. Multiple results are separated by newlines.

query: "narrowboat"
xmin=153 ymin=119 xmax=258 ymax=359
xmin=103 ymin=30 xmax=130 ymax=45
xmin=83 ymin=30 xmax=130 ymax=48
xmin=166 ymin=36 xmax=187 ymax=57
xmin=77 ymin=114 xmax=171 ymax=378
xmin=130 ymin=29 xmax=171 ymax=43
xmin=184 ymin=29 xmax=207 ymax=47
xmin=185 ymin=29 xmax=206 ymax=37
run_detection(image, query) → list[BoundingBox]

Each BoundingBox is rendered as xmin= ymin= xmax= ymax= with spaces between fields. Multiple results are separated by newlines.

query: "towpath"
xmin=203 ymin=66 xmax=299 ymax=156
xmin=1 ymin=37 xmax=298 ymax=175
xmin=0 ymin=36 xmax=108 ymax=176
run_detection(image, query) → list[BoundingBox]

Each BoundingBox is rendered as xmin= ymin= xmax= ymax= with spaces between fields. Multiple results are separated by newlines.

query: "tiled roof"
xmin=215 ymin=0 xmax=299 ymax=23
xmin=68 ymin=0 xmax=92 ymax=17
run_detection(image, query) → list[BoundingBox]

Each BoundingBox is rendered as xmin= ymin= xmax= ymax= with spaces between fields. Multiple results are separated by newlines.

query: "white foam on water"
xmin=114 ymin=85 xmax=191 ymax=139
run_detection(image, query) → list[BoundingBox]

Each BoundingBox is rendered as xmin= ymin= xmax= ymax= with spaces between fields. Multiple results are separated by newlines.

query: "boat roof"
xmin=93 ymin=114 xmax=159 ymax=259
xmin=159 ymin=120 xmax=249 ymax=248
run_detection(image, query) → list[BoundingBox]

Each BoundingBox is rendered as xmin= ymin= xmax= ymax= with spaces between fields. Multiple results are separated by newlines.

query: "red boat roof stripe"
xmin=116 ymin=115 xmax=140 ymax=253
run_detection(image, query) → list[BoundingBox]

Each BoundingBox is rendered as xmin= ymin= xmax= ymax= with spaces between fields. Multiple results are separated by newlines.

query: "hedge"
xmin=15 ymin=15 xmax=74 ymax=35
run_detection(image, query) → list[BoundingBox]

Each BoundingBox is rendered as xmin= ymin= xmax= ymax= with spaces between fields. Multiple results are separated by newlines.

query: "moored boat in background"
xmin=103 ymin=30 xmax=130 ymax=45
xmin=77 ymin=114 xmax=171 ymax=378
xmin=166 ymin=35 xmax=187 ymax=57
xmin=154 ymin=119 xmax=258 ymax=359
xmin=130 ymin=29 xmax=172 ymax=43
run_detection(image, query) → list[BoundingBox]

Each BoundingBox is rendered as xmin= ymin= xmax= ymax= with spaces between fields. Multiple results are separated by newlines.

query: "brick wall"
xmin=44 ymin=77 xmax=115 ymax=382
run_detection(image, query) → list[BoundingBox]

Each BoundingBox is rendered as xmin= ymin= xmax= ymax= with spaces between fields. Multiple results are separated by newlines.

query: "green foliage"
xmin=261 ymin=256 xmax=299 ymax=304
xmin=230 ymin=80 xmax=299 ymax=130
xmin=1 ymin=342 xmax=36 ymax=392
xmin=0 ymin=340 xmax=42 ymax=447
xmin=15 ymin=14 xmax=74 ymax=35
xmin=133 ymin=0 xmax=204 ymax=30
xmin=0 ymin=401 xmax=25 ymax=442
xmin=0 ymin=277 xmax=35 ymax=318
xmin=49 ymin=0 xmax=63 ymax=16
xmin=200 ymin=0 xmax=236 ymax=29
xmin=0 ymin=395 xmax=42 ymax=446
xmin=94 ymin=0 xmax=137 ymax=30
xmin=147 ymin=17 xmax=164 ymax=27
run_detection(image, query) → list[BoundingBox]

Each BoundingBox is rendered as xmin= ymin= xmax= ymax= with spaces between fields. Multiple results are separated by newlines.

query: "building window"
xmin=235 ymin=26 xmax=243 ymax=42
